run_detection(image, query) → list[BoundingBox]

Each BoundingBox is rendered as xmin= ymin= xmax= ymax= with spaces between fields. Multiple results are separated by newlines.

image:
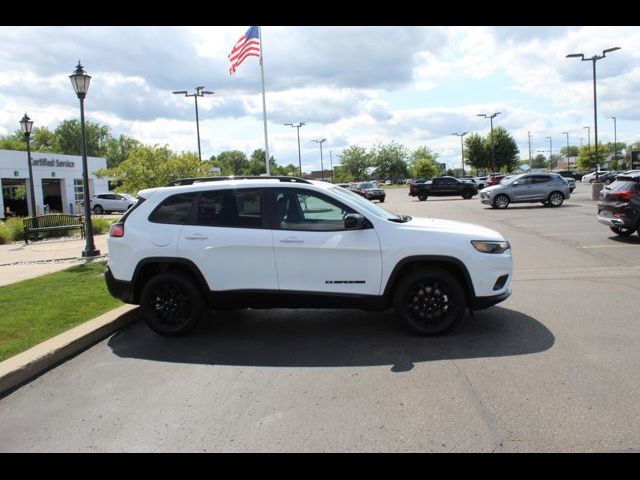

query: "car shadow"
xmin=607 ymin=234 xmax=640 ymax=245
xmin=108 ymin=307 xmax=554 ymax=372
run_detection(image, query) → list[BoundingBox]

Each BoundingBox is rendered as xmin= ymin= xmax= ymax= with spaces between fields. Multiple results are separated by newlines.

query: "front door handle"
xmin=279 ymin=237 xmax=304 ymax=243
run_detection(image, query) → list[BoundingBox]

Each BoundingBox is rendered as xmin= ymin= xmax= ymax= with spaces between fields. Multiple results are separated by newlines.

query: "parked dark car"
xmin=597 ymin=171 xmax=619 ymax=185
xmin=355 ymin=182 xmax=386 ymax=202
xmin=554 ymin=170 xmax=583 ymax=181
xmin=596 ymin=172 xmax=640 ymax=237
xmin=409 ymin=176 xmax=477 ymax=201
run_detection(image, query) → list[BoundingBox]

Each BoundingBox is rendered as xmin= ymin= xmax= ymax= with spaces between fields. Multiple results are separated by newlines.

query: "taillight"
xmin=110 ymin=223 xmax=125 ymax=237
xmin=611 ymin=191 xmax=635 ymax=201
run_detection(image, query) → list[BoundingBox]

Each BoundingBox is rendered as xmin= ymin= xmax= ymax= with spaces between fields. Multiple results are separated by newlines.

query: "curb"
xmin=0 ymin=304 xmax=139 ymax=397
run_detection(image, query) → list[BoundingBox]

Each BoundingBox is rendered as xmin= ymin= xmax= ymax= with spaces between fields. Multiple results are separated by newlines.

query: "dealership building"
xmin=0 ymin=149 xmax=109 ymax=219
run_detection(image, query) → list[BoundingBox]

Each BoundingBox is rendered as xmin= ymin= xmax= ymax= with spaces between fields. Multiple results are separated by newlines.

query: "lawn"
xmin=0 ymin=262 xmax=122 ymax=362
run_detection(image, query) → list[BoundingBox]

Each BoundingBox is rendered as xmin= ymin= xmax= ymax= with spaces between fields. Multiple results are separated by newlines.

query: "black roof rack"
xmin=165 ymin=176 xmax=312 ymax=186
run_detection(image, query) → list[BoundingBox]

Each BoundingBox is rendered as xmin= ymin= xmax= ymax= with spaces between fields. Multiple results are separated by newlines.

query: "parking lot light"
xmin=19 ymin=113 xmax=37 ymax=217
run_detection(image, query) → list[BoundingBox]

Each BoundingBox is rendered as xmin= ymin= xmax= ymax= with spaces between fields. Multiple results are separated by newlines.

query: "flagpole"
xmin=258 ymin=26 xmax=270 ymax=175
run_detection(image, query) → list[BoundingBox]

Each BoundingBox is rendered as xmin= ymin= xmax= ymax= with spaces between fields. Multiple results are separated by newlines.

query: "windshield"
xmin=329 ymin=186 xmax=402 ymax=221
xmin=501 ymin=174 xmax=525 ymax=185
xmin=359 ymin=182 xmax=376 ymax=189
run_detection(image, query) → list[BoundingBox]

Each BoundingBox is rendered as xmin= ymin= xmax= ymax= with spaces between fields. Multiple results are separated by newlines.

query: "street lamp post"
xmin=562 ymin=132 xmax=570 ymax=169
xmin=477 ymin=112 xmax=501 ymax=172
xmin=69 ymin=61 xmax=100 ymax=258
xmin=173 ymin=86 xmax=214 ymax=161
xmin=610 ymin=116 xmax=617 ymax=168
xmin=546 ymin=136 xmax=553 ymax=169
xmin=567 ymin=47 xmax=621 ymax=181
xmin=285 ymin=122 xmax=306 ymax=177
xmin=312 ymin=139 xmax=327 ymax=180
xmin=19 ymin=113 xmax=37 ymax=217
xmin=582 ymin=126 xmax=591 ymax=149
xmin=452 ymin=132 xmax=468 ymax=176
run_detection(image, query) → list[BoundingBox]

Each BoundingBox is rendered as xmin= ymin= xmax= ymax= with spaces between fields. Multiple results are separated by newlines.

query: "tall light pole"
xmin=285 ymin=122 xmax=305 ymax=177
xmin=69 ymin=61 xmax=100 ymax=258
xmin=19 ymin=113 xmax=37 ymax=218
xmin=452 ymin=132 xmax=468 ymax=176
xmin=582 ymin=126 xmax=591 ymax=149
xmin=173 ymin=86 xmax=214 ymax=161
xmin=312 ymin=139 xmax=327 ymax=181
xmin=546 ymin=136 xmax=553 ymax=169
xmin=329 ymin=151 xmax=334 ymax=183
xmin=562 ymin=132 xmax=570 ymax=169
xmin=477 ymin=112 xmax=501 ymax=172
xmin=609 ymin=116 xmax=617 ymax=168
xmin=528 ymin=131 xmax=533 ymax=168
xmin=567 ymin=47 xmax=621 ymax=181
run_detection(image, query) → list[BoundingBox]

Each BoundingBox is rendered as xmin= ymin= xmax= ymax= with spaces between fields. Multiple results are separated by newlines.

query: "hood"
xmin=480 ymin=184 xmax=503 ymax=194
xmin=402 ymin=216 xmax=505 ymax=241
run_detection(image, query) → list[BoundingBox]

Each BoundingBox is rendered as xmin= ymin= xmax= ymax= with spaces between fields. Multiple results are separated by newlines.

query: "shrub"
xmin=0 ymin=217 xmax=26 ymax=243
xmin=91 ymin=216 xmax=116 ymax=235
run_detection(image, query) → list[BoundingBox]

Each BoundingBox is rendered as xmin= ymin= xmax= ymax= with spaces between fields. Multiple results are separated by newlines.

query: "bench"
xmin=23 ymin=214 xmax=85 ymax=244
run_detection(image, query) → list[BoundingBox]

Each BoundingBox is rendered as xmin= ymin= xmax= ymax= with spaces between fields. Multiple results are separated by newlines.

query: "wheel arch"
xmin=383 ymin=256 xmax=475 ymax=307
xmin=131 ymin=257 xmax=209 ymax=304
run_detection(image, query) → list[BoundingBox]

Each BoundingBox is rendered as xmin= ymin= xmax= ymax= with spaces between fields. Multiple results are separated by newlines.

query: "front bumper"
xmin=472 ymin=289 xmax=511 ymax=310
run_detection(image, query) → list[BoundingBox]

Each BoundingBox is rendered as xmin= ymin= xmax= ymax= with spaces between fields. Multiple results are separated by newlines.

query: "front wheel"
xmin=418 ymin=194 xmax=428 ymax=201
xmin=547 ymin=191 xmax=564 ymax=207
xmin=493 ymin=194 xmax=510 ymax=209
xmin=461 ymin=190 xmax=474 ymax=199
xmin=140 ymin=272 xmax=204 ymax=336
xmin=394 ymin=267 xmax=466 ymax=336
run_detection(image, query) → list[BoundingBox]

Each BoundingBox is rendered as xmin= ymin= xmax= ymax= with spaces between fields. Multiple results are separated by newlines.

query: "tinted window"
xmin=149 ymin=193 xmax=195 ymax=225
xmin=532 ymin=175 xmax=552 ymax=184
xmin=610 ymin=180 xmax=640 ymax=192
xmin=275 ymin=189 xmax=355 ymax=231
xmin=196 ymin=189 xmax=263 ymax=229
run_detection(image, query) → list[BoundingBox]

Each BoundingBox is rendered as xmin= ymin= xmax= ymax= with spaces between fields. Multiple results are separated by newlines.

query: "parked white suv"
xmin=90 ymin=193 xmax=135 ymax=214
xmin=105 ymin=177 xmax=512 ymax=336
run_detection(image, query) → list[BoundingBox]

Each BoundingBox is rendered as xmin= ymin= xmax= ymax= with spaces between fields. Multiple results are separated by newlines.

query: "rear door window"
xmin=196 ymin=189 xmax=264 ymax=229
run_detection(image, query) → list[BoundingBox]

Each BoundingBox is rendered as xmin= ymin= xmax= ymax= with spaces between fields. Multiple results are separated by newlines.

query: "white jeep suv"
xmin=105 ymin=177 xmax=512 ymax=336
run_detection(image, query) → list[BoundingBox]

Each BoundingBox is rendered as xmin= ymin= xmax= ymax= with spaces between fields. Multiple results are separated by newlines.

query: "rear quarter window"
xmin=149 ymin=193 xmax=195 ymax=225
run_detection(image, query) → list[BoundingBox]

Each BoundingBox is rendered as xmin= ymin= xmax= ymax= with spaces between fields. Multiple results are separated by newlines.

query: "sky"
xmin=0 ymin=26 xmax=638 ymax=174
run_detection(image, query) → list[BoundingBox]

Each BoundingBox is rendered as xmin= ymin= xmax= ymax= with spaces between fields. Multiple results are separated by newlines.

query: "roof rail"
xmin=165 ymin=176 xmax=312 ymax=186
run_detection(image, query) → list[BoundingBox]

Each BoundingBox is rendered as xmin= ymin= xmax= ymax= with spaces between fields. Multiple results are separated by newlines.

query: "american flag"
xmin=228 ymin=26 xmax=261 ymax=75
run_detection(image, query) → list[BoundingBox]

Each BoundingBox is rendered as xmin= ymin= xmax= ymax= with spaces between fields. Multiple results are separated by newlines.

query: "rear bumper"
xmin=472 ymin=289 xmax=511 ymax=310
xmin=105 ymin=267 xmax=137 ymax=304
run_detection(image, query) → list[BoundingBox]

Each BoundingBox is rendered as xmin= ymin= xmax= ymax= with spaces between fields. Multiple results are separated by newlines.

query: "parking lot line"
xmin=577 ymin=244 xmax=639 ymax=249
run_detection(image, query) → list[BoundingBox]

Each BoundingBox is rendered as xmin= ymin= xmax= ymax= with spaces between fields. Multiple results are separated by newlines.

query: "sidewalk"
xmin=0 ymin=234 xmax=110 ymax=286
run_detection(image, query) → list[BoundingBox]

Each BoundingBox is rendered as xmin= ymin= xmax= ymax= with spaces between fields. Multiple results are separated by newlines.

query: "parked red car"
xmin=485 ymin=174 xmax=506 ymax=187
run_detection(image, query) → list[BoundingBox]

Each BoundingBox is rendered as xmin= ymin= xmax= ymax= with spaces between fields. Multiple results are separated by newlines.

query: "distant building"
xmin=306 ymin=170 xmax=334 ymax=181
xmin=0 ymin=149 xmax=108 ymax=219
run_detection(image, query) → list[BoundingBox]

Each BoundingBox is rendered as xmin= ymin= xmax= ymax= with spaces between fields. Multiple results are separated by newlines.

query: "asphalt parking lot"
xmin=1 ymin=182 xmax=639 ymax=452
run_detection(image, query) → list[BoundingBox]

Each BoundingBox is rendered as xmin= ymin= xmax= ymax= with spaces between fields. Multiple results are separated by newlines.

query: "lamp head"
xmin=69 ymin=61 xmax=91 ymax=98
xmin=20 ymin=113 xmax=34 ymax=136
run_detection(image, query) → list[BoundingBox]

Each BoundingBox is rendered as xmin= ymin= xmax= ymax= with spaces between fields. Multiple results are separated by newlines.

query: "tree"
xmin=464 ymin=133 xmax=490 ymax=174
xmin=103 ymin=135 xmax=142 ymax=168
xmin=215 ymin=150 xmax=249 ymax=175
xmin=337 ymin=145 xmax=371 ymax=181
xmin=531 ymin=154 xmax=548 ymax=169
xmin=249 ymin=149 xmax=277 ymax=176
xmin=576 ymin=145 xmax=606 ymax=171
xmin=409 ymin=146 xmax=440 ymax=179
xmin=491 ymin=127 xmax=519 ymax=173
xmin=95 ymin=145 xmax=210 ymax=193
xmin=371 ymin=141 xmax=409 ymax=180
xmin=31 ymin=127 xmax=57 ymax=152
xmin=54 ymin=119 xmax=111 ymax=157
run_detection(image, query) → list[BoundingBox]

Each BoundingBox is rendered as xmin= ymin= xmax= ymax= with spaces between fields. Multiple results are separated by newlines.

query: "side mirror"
xmin=344 ymin=213 xmax=365 ymax=229
xmin=512 ymin=181 xmax=520 ymax=186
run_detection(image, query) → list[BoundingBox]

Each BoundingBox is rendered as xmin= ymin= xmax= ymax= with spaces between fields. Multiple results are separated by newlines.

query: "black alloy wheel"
xmin=394 ymin=267 xmax=465 ymax=336
xmin=140 ymin=272 xmax=204 ymax=336
xmin=610 ymin=225 xmax=636 ymax=236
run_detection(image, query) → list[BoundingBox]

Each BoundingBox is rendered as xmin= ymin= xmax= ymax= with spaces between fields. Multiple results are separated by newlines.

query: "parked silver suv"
xmin=480 ymin=173 xmax=570 ymax=209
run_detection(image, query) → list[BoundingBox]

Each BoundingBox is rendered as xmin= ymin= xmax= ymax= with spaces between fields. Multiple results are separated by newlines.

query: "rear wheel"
xmin=418 ymin=194 xmax=428 ymax=201
xmin=140 ymin=272 xmax=204 ymax=336
xmin=610 ymin=226 xmax=636 ymax=236
xmin=93 ymin=205 xmax=104 ymax=214
xmin=461 ymin=190 xmax=474 ymax=199
xmin=547 ymin=191 xmax=564 ymax=207
xmin=394 ymin=267 xmax=466 ymax=336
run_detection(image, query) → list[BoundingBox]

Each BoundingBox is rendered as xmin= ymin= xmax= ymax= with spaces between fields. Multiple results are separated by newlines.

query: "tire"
xmin=547 ymin=191 xmax=564 ymax=207
xmin=610 ymin=226 xmax=636 ymax=236
xmin=461 ymin=190 xmax=473 ymax=199
xmin=379 ymin=199 xmax=385 ymax=203
xmin=93 ymin=205 xmax=104 ymax=214
xmin=394 ymin=267 xmax=466 ymax=336
xmin=418 ymin=194 xmax=428 ymax=201
xmin=493 ymin=194 xmax=510 ymax=209
xmin=140 ymin=271 xmax=204 ymax=337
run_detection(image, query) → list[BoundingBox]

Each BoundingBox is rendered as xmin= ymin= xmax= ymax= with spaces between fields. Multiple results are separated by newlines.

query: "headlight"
xmin=471 ymin=240 xmax=510 ymax=254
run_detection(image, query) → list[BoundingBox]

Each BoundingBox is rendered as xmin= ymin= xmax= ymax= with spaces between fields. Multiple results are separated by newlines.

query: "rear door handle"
xmin=185 ymin=234 xmax=208 ymax=240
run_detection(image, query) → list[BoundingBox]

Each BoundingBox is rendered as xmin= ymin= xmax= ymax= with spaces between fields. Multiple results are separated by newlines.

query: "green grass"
xmin=0 ymin=262 xmax=122 ymax=362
